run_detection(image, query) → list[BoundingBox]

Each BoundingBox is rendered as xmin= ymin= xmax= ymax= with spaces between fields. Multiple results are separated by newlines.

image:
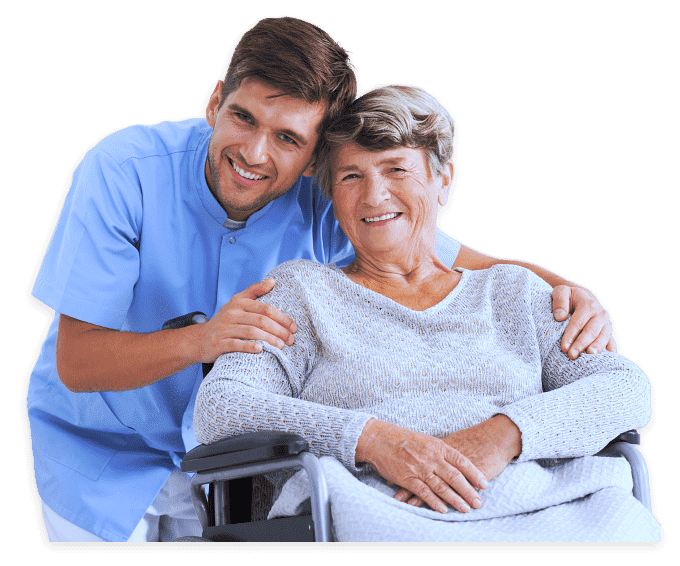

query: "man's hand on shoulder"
xmin=195 ymin=278 xmax=298 ymax=361
xmin=552 ymin=285 xmax=616 ymax=359
xmin=56 ymin=278 xmax=299 ymax=393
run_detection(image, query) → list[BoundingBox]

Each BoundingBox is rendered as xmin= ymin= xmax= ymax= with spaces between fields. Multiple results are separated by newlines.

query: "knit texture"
xmin=195 ymin=260 xmax=650 ymax=468
xmin=194 ymin=260 xmax=656 ymax=539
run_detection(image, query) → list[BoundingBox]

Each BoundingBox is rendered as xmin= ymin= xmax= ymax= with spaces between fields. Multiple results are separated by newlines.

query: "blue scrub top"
xmin=27 ymin=118 xmax=461 ymax=541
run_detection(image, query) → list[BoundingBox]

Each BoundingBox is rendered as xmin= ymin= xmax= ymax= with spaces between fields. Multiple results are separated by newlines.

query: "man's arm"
xmin=56 ymin=279 xmax=297 ymax=392
xmin=453 ymin=245 xmax=615 ymax=359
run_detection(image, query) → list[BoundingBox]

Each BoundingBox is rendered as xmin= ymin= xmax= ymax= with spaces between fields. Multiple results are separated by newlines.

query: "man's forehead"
xmin=229 ymin=77 xmax=324 ymax=113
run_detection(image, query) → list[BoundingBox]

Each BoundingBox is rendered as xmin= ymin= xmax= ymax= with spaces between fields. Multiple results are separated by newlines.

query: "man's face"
xmin=205 ymin=78 xmax=326 ymax=221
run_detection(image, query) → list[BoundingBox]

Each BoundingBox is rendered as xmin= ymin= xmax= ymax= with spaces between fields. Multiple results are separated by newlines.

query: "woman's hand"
xmin=356 ymin=419 xmax=488 ymax=514
xmin=393 ymin=415 xmax=521 ymax=507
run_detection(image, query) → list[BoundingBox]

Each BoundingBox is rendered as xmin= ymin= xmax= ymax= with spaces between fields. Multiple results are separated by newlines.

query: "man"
xmin=28 ymin=17 xmax=613 ymax=542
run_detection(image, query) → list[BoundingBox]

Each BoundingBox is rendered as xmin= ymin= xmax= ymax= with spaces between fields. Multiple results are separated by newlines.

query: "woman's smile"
xmin=362 ymin=212 xmax=402 ymax=224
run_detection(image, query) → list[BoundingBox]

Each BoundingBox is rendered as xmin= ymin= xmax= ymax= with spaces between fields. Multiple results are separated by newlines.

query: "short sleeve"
xmin=435 ymin=229 xmax=461 ymax=268
xmin=32 ymin=147 xmax=142 ymax=329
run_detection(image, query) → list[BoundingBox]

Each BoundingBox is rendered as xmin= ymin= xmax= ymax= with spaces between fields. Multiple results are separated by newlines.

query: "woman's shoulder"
xmin=266 ymin=259 xmax=339 ymax=281
xmin=259 ymin=260 xmax=348 ymax=316
xmin=462 ymin=263 xmax=549 ymax=293
xmin=263 ymin=260 xmax=347 ymax=300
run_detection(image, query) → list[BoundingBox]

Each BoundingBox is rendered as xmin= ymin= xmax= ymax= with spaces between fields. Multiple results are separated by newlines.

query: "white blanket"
xmin=268 ymin=456 xmax=660 ymax=542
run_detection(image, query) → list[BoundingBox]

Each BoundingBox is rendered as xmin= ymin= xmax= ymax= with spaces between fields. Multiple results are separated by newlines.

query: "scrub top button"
xmin=229 ymin=236 xmax=236 ymax=244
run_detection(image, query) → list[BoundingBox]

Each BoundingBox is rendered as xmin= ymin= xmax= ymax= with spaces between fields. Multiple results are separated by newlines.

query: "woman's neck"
xmin=342 ymin=253 xmax=461 ymax=311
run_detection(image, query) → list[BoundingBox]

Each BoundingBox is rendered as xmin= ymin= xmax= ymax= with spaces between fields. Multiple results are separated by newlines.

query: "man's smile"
xmin=228 ymin=157 xmax=268 ymax=181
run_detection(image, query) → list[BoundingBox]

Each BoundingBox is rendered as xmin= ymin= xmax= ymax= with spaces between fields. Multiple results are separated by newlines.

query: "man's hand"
xmin=552 ymin=285 xmax=616 ymax=359
xmin=393 ymin=415 xmax=520 ymax=508
xmin=356 ymin=419 xmax=488 ymax=514
xmin=56 ymin=278 xmax=297 ymax=393
xmin=195 ymin=278 xmax=298 ymax=361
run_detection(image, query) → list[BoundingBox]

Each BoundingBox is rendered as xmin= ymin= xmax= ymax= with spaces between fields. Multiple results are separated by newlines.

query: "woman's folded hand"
xmin=355 ymin=419 xmax=488 ymax=514
xmin=393 ymin=415 xmax=522 ymax=508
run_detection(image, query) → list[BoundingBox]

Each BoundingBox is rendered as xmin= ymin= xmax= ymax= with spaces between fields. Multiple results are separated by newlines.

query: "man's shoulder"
xmin=93 ymin=118 xmax=210 ymax=165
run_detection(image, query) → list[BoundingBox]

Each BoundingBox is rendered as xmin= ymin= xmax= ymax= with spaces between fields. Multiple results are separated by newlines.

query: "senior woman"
xmin=194 ymin=86 xmax=659 ymax=541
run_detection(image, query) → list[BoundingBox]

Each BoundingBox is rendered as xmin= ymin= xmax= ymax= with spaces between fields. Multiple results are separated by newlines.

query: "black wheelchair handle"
xmin=162 ymin=311 xmax=208 ymax=330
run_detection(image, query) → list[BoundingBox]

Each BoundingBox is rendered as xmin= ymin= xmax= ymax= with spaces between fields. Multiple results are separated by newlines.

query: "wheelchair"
xmin=164 ymin=312 xmax=652 ymax=542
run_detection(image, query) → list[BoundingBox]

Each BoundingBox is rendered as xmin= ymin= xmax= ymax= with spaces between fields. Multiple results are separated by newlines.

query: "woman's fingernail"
xmin=459 ymin=503 xmax=470 ymax=513
xmin=569 ymin=348 xmax=578 ymax=358
xmin=479 ymin=479 xmax=488 ymax=489
xmin=472 ymin=498 xmax=482 ymax=509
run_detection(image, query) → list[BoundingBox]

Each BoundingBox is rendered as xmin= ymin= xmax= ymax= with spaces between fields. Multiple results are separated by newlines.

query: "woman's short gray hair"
xmin=314 ymin=85 xmax=454 ymax=199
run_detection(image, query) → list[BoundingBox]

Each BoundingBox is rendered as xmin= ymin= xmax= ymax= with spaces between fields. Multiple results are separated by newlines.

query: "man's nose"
xmin=240 ymin=133 xmax=269 ymax=166
xmin=361 ymin=175 xmax=390 ymax=207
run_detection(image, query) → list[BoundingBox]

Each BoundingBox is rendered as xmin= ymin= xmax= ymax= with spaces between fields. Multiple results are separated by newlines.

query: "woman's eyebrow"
xmin=334 ymin=164 xmax=360 ymax=173
xmin=376 ymin=157 xmax=408 ymax=167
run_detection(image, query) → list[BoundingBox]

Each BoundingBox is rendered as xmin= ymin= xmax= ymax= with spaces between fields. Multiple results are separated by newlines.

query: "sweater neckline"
xmin=327 ymin=263 xmax=471 ymax=315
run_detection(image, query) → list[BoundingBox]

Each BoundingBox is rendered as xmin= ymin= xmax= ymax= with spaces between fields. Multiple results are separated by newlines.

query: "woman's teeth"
xmin=231 ymin=159 xmax=265 ymax=180
xmin=363 ymin=213 xmax=400 ymax=223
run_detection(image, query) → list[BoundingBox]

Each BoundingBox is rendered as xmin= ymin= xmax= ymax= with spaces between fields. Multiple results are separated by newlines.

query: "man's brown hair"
xmin=221 ymin=17 xmax=357 ymax=147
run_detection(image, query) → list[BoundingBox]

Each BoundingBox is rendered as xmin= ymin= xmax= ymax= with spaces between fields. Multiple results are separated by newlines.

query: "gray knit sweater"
xmin=194 ymin=260 xmax=650 ymax=474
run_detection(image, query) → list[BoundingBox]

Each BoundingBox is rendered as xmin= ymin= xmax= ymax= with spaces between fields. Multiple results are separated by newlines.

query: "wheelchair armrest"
xmin=162 ymin=311 xmax=208 ymax=330
xmin=598 ymin=430 xmax=651 ymax=512
xmin=607 ymin=429 xmax=640 ymax=445
xmin=181 ymin=431 xmax=309 ymax=473
xmin=183 ymin=431 xmax=332 ymax=541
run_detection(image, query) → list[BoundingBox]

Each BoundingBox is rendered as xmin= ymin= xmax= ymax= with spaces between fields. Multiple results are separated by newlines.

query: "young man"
xmin=28 ymin=17 xmax=613 ymax=542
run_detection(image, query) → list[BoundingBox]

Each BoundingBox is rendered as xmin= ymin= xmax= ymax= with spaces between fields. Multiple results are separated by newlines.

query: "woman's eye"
xmin=389 ymin=167 xmax=405 ymax=174
xmin=341 ymin=173 xmax=359 ymax=181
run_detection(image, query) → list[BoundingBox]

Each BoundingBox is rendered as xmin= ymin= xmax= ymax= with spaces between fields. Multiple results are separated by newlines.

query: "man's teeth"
xmin=231 ymin=160 xmax=265 ymax=180
xmin=363 ymin=213 xmax=400 ymax=223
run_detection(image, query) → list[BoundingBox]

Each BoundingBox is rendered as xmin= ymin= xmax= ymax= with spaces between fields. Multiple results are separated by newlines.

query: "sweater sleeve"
xmin=498 ymin=273 xmax=651 ymax=461
xmin=193 ymin=261 xmax=374 ymax=471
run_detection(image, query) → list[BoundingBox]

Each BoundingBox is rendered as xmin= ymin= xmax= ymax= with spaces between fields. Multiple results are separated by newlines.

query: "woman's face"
xmin=330 ymin=143 xmax=452 ymax=260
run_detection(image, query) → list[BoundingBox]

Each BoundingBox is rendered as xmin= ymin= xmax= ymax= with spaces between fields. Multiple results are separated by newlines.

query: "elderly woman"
xmin=194 ymin=86 xmax=659 ymax=541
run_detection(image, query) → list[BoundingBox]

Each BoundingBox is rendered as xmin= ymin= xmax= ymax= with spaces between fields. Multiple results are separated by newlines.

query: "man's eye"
xmin=278 ymin=134 xmax=297 ymax=145
xmin=235 ymin=112 xmax=253 ymax=124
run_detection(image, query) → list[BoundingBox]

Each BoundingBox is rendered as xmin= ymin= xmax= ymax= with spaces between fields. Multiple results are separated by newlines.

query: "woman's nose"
xmin=361 ymin=176 xmax=390 ymax=206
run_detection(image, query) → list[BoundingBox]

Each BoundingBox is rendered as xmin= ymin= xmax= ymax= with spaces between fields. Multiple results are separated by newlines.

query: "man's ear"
xmin=206 ymin=81 xmax=224 ymax=128
xmin=302 ymin=158 xmax=317 ymax=178
xmin=438 ymin=161 xmax=454 ymax=206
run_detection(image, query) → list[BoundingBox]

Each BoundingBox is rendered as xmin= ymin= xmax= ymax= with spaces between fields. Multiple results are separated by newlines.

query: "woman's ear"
xmin=438 ymin=161 xmax=454 ymax=206
xmin=206 ymin=81 xmax=224 ymax=128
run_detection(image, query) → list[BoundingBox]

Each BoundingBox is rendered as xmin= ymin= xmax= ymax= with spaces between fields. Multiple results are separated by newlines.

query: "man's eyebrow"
xmin=227 ymin=102 xmax=252 ymax=117
xmin=227 ymin=102 xmax=309 ymax=146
